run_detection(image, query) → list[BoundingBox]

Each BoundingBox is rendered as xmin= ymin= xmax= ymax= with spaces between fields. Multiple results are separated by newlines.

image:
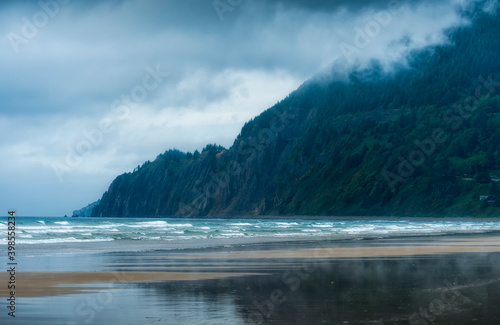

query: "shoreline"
xmin=13 ymin=229 xmax=500 ymax=258
xmin=11 ymin=215 xmax=500 ymax=221
xmin=2 ymin=233 xmax=500 ymax=299
xmin=2 ymin=233 xmax=500 ymax=324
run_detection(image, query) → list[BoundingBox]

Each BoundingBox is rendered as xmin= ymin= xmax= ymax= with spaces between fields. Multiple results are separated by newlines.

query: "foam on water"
xmin=19 ymin=237 xmax=114 ymax=244
xmin=126 ymin=221 xmax=169 ymax=228
xmin=3 ymin=217 xmax=500 ymax=248
xmin=312 ymin=224 xmax=334 ymax=228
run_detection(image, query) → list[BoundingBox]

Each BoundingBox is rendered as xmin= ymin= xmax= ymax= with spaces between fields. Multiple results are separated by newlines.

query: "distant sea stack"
xmin=92 ymin=8 xmax=500 ymax=218
xmin=73 ymin=200 xmax=100 ymax=217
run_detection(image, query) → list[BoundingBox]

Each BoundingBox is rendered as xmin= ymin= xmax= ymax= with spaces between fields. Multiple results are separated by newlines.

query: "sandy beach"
xmin=181 ymin=236 xmax=500 ymax=259
xmin=2 ymin=234 xmax=500 ymax=324
xmin=0 ymin=271 xmax=263 ymax=297
xmin=2 ymin=235 xmax=499 ymax=298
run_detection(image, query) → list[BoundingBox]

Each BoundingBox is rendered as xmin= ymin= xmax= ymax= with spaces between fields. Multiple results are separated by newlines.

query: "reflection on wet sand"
xmin=1 ymin=234 xmax=500 ymax=324
xmin=141 ymin=253 xmax=500 ymax=324
xmin=0 ymin=271 xmax=263 ymax=297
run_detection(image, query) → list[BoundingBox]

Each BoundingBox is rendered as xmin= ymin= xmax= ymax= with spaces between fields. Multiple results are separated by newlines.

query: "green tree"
xmin=476 ymin=171 xmax=491 ymax=184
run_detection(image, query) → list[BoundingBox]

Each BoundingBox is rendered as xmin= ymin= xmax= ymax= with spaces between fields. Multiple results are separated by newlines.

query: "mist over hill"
xmin=91 ymin=4 xmax=500 ymax=218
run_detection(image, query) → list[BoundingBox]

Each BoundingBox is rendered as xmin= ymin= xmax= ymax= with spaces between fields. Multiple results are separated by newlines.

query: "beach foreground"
xmin=1 ymin=234 xmax=500 ymax=324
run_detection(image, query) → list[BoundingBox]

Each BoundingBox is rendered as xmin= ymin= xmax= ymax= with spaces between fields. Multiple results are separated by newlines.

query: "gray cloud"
xmin=0 ymin=0 xmax=471 ymax=117
xmin=0 ymin=0 xmax=481 ymax=215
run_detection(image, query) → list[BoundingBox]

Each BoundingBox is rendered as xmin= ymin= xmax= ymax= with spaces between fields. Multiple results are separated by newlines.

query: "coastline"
xmin=2 ymin=233 xmax=500 ymax=296
xmin=2 ymin=232 xmax=500 ymax=324
xmin=83 ymin=215 xmax=500 ymax=221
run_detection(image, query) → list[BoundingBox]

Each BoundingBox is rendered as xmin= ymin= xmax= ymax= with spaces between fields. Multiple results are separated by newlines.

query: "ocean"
xmin=2 ymin=217 xmax=500 ymax=256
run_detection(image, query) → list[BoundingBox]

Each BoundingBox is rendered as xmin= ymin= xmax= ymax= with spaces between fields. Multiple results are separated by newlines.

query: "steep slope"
xmin=72 ymin=200 xmax=100 ymax=217
xmin=92 ymin=6 xmax=500 ymax=218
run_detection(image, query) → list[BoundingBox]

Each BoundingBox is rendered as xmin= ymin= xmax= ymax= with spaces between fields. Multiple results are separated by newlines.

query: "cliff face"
xmin=92 ymin=9 xmax=500 ymax=218
xmin=91 ymin=108 xmax=306 ymax=217
xmin=73 ymin=200 xmax=100 ymax=217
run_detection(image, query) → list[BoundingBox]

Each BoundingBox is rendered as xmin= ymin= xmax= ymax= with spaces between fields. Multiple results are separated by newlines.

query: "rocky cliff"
xmin=73 ymin=200 xmax=100 ymax=217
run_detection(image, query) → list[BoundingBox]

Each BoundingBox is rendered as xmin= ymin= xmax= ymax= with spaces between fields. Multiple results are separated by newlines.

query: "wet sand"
xmin=180 ymin=236 xmax=500 ymax=259
xmin=0 ymin=271 xmax=262 ymax=297
xmin=1 ymin=234 xmax=500 ymax=324
xmin=1 ymin=235 xmax=499 ymax=298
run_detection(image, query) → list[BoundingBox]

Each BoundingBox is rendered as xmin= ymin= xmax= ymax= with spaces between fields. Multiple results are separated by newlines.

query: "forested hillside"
xmin=92 ymin=5 xmax=500 ymax=218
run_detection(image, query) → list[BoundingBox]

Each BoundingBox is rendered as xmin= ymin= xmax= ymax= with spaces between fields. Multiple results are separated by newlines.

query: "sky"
xmin=0 ymin=0 xmax=482 ymax=216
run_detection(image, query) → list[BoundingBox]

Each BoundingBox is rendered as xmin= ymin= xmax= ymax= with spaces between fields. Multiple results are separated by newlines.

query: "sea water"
xmin=1 ymin=217 xmax=500 ymax=255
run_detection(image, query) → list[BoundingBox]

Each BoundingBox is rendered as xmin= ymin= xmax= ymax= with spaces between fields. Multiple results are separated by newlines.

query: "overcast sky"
xmin=0 ymin=0 xmax=481 ymax=216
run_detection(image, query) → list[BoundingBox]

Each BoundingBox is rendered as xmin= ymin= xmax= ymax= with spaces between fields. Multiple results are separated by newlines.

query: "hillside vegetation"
xmin=92 ymin=5 xmax=500 ymax=218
